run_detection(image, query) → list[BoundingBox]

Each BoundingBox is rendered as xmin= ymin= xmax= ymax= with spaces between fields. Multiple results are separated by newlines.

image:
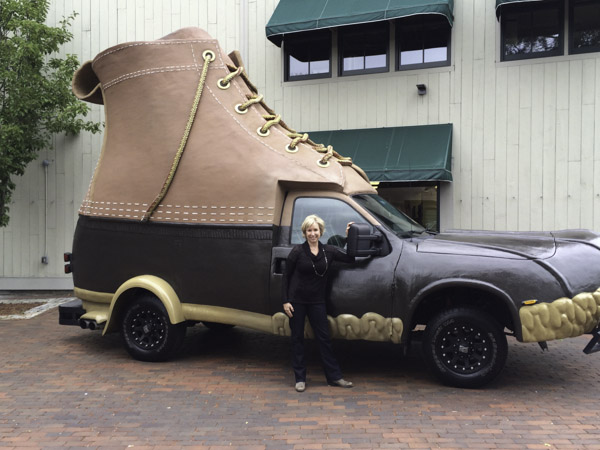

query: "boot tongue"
xmin=228 ymin=50 xmax=245 ymax=68
xmin=159 ymin=27 xmax=213 ymax=41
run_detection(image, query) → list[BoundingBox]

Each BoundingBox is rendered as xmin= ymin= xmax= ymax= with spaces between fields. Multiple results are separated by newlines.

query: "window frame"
xmin=283 ymin=30 xmax=332 ymax=82
xmin=338 ymin=22 xmax=390 ymax=77
xmin=499 ymin=0 xmax=564 ymax=62
xmin=395 ymin=15 xmax=452 ymax=72
xmin=568 ymin=0 xmax=600 ymax=55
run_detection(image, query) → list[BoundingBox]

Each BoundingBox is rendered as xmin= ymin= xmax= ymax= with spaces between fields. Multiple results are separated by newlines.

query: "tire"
xmin=121 ymin=295 xmax=186 ymax=362
xmin=422 ymin=307 xmax=508 ymax=388
xmin=202 ymin=321 xmax=235 ymax=331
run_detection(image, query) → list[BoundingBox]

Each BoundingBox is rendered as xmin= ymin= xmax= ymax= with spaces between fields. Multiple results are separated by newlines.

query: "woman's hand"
xmin=283 ymin=302 xmax=294 ymax=318
xmin=345 ymin=222 xmax=355 ymax=236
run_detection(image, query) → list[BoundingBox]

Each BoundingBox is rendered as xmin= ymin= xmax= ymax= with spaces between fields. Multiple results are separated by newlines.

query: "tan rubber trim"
xmin=520 ymin=288 xmax=600 ymax=342
xmin=75 ymin=285 xmax=404 ymax=342
xmin=75 ymin=287 xmax=113 ymax=304
xmin=182 ymin=305 xmax=403 ymax=342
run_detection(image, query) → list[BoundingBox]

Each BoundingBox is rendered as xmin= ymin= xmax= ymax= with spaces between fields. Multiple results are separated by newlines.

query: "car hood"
xmin=415 ymin=229 xmax=600 ymax=297
xmin=416 ymin=230 xmax=559 ymax=260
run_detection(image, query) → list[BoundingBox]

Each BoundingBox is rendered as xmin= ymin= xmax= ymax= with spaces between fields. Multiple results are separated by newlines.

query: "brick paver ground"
xmin=1 ymin=304 xmax=600 ymax=449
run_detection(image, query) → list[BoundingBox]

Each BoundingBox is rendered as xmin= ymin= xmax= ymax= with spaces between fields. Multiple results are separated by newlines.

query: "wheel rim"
xmin=435 ymin=321 xmax=494 ymax=375
xmin=127 ymin=308 xmax=166 ymax=350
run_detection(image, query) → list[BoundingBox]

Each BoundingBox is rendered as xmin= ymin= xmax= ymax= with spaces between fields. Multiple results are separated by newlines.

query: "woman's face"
xmin=304 ymin=222 xmax=321 ymax=244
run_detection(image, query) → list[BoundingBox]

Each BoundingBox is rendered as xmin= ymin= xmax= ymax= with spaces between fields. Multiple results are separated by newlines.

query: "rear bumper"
xmin=58 ymin=299 xmax=85 ymax=326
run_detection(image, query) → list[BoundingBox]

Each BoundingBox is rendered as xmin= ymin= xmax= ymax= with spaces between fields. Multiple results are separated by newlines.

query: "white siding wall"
xmin=1 ymin=0 xmax=599 ymax=286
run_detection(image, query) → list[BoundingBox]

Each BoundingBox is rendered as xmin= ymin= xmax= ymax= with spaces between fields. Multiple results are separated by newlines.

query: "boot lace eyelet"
xmin=202 ymin=50 xmax=216 ymax=62
xmin=235 ymin=104 xmax=248 ymax=114
xmin=218 ymin=78 xmax=230 ymax=90
xmin=257 ymin=127 xmax=270 ymax=137
xmin=317 ymin=160 xmax=330 ymax=168
xmin=285 ymin=144 xmax=299 ymax=153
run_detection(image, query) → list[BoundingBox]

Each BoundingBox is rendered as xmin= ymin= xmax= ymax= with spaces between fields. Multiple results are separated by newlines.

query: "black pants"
xmin=289 ymin=302 xmax=343 ymax=383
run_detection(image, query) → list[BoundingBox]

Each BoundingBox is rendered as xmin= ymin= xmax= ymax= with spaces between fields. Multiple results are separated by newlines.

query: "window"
xmin=339 ymin=22 xmax=389 ymax=76
xmin=396 ymin=15 xmax=451 ymax=70
xmin=284 ymin=30 xmax=331 ymax=81
xmin=291 ymin=197 xmax=367 ymax=246
xmin=570 ymin=0 xmax=600 ymax=54
xmin=500 ymin=0 xmax=563 ymax=61
xmin=376 ymin=183 xmax=440 ymax=232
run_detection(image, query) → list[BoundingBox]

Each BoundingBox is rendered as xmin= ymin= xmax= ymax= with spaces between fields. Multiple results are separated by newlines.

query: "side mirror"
xmin=347 ymin=223 xmax=382 ymax=257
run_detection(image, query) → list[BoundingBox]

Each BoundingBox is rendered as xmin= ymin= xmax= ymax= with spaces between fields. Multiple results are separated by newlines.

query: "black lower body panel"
xmin=71 ymin=215 xmax=274 ymax=314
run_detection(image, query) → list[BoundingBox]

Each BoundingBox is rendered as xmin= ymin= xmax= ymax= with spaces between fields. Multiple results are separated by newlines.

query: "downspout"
xmin=41 ymin=159 xmax=51 ymax=265
xmin=240 ymin=0 xmax=249 ymax=72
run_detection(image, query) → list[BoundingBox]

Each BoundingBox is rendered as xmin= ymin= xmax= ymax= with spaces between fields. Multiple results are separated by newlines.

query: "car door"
xmin=269 ymin=192 xmax=396 ymax=322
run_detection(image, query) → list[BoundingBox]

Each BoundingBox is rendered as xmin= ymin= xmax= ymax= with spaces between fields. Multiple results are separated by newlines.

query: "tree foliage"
xmin=0 ymin=0 xmax=100 ymax=227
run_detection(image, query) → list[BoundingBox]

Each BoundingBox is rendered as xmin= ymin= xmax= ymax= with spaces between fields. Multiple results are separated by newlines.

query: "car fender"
xmin=103 ymin=275 xmax=185 ymax=335
xmin=406 ymin=278 xmax=522 ymax=341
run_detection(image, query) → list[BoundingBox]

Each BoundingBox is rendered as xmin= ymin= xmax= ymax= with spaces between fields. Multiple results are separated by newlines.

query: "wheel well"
xmin=410 ymin=287 xmax=515 ymax=333
xmin=107 ymin=288 xmax=154 ymax=333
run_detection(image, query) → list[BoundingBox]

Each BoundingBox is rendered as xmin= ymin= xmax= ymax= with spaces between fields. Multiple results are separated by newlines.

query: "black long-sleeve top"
xmin=282 ymin=241 xmax=355 ymax=304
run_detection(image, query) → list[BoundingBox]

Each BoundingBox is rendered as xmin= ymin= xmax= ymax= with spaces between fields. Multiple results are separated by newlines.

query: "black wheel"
xmin=422 ymin=308 xmax=508 ymax=388
xmin=121 ymin=295 xmax=186 ymax=362
xmin=202 ymin=321 xmax=235 ymax=331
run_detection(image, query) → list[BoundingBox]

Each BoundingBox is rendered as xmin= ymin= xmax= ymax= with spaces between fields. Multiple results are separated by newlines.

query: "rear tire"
xmin=422 ymin=307 xmax=508 ymax=388
xmin=121 ymin=294 xmax=186 ymax=362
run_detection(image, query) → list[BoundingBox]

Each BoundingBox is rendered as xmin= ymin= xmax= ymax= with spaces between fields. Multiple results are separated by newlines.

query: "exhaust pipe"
xmin=79 ymin=319 xmax=104 ymax=331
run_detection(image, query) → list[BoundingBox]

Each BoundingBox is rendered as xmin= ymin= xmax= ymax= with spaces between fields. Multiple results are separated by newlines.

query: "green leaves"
xmin=0 ymin=0 xmax=100 ymax=227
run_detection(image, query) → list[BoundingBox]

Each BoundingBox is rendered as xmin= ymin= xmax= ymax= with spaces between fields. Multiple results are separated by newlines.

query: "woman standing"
xmin=283 ymin=214 xmax=355 ymax=392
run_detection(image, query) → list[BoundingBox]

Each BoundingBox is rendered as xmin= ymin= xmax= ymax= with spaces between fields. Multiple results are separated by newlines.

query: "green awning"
xmin=266 ymin=0 xmax=454 ymax=47
xmin=308 ymin=124 xmax=453 ymax=182
xmin=495 ymin=0 xmax=545 ymax=19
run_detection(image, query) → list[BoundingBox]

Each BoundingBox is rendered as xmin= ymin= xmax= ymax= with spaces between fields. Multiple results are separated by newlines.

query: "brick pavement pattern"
xmin=1 ymin=308 xmax=600 ymax=449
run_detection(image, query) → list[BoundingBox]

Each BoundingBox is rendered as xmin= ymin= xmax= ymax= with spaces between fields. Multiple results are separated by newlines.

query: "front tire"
xmin=121 ymin=295 xmax=186 ymax=362
xmin=422 ymin=308 xmax=508 ymax=388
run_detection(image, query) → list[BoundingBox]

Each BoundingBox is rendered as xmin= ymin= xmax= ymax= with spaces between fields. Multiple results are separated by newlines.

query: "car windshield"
xmin=353 ymin=194 xmax=427 ymax=238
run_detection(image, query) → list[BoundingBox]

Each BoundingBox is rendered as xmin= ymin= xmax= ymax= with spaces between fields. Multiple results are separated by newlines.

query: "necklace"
xmin=310 ymin=249 xmax=328 ymax=277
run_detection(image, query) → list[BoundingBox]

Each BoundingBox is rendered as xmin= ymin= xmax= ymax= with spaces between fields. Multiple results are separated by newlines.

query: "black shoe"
xmin=329 ymin=378 xmax=353 ymax=388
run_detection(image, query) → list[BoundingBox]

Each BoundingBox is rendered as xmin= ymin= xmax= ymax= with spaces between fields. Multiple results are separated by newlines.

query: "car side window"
xmin=291 ymin=197 xmax=369 ymax=246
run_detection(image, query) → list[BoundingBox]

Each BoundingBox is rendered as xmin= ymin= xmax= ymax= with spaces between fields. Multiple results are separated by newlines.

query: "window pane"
xmin=339 ymin=22 xmax=388 ymax=75
xmin=310 ymin=59 xmax=330 ymax=74
xmin=284 ymin=30 xmax=331 ymax=81
xmin=396 ymin=15 xmax=450 ymax=70
xmin=365 ymin=54 xmax=386 ymax=69
xmin=289 ymin=55 xmax=308 ymax=77
xmin=501 ymin=1 xmax=562 ymax=60
xmin=343 ymin=56 xmax=364 ymax=71
xmin=401 ymin=49 xmax=423 ymax=65
xmin=291 ymin=198 xmax=367 ymax=245
xmin=571 ymin=1 xmax=600 ymax=53
xmin=363 ymin=33 xmax=387 ymax=68
xmin=424 ymin=47 xmax=447 ymax=63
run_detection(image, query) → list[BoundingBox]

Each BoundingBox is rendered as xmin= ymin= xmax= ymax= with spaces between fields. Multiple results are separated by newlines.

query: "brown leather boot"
xmin=72 ymin=27 xmax=373 ymax=225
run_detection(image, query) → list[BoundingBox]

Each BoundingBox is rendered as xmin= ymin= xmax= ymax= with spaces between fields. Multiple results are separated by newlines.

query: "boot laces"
xmin=223 ymin=63 xmax=368 ymax=177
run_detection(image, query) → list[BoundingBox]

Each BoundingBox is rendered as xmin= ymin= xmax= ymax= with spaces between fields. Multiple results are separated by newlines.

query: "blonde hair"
xmin=301 ymin=214 xmax=325 ymax=237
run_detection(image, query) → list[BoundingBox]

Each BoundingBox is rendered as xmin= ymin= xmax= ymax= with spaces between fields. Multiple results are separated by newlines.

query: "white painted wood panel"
xmin=529 ymin=64 xmax=544 ymax=231
xmin=2 ymin=0 xmax=600 ymax=285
